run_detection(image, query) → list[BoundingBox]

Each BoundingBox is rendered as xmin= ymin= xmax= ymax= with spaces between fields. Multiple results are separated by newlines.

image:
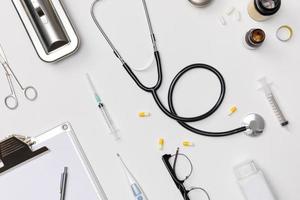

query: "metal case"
xmin=12 ymin=0 xmax=79 ymax=62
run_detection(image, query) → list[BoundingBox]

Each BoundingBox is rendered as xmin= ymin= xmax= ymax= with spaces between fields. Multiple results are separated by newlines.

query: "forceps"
xmin=0 ymin=45 xmax=38 ymax=110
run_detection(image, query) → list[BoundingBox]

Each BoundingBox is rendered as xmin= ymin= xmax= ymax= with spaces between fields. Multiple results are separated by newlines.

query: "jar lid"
xmin=188 ymin=0 xmax=212 ymax=7
xmin=255 ymin=0 xmax=281 ymax=16
xmin=276 ymin=25 xmax=293 ymax=42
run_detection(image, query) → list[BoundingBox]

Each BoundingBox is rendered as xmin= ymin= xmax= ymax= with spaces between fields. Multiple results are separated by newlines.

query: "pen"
xmin=60 ymin=167 xmax=68 ymax=200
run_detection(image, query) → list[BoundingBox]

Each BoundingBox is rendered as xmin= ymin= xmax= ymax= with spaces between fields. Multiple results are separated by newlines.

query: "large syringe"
xmin=258 ymin=77 xmax=289 ymax=127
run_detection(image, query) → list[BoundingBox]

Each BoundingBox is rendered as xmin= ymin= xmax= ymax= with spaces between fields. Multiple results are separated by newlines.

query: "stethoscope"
xmin=90 ymin=0 xmax=265 ymax=137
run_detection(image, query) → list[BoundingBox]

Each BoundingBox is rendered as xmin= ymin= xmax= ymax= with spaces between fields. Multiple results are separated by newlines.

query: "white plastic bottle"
xmin=234 ymin=161 xmax=277 ymax=200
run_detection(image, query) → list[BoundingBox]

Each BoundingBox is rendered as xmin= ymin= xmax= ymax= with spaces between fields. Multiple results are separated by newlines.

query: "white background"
xmin=0 ymin=0 xmax=299 ymax=199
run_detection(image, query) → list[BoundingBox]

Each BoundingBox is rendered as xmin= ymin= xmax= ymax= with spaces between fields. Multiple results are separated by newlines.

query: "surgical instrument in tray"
xmin=258 ymin=77 xmax=289 ymax=127
xmin=117 ymin=154 xmax=149 ymax=200
xmin=91 ymin=0 xmax=265 ymax=137
xmin=86 ymin=73 xmax=120 ymax=140
xmin=0 ymin=45 xmax=38 ymax=110
xmin=12 ymin=0 xmax=79 ymax=62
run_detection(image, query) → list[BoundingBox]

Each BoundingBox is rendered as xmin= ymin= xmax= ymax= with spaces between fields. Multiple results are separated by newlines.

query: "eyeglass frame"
xmin=162 ymin=149 xmax=210 ymax=200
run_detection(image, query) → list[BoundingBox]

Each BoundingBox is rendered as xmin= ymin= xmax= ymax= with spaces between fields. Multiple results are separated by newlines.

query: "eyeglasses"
xmin=162 ymin=148 xmax=210 ymax=200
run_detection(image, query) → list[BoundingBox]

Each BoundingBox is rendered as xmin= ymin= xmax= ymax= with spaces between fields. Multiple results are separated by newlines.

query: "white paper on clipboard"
xmin=0 ymin=122 xmax=108 ymax=200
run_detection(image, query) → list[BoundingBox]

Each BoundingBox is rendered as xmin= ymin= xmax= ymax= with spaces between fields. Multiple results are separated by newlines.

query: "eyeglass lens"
xmin=186 ymin=188 xmax=211 ymax=200
xmin=169 ymin=154 xmax=193 ymax=181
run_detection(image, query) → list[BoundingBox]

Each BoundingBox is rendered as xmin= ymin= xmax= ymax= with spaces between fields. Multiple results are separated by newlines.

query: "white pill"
xmin=234 ymin=11 xmax=241 ymax=21
xmin=219 ymin=16 xmax=227 ymax=26
xmin=225 ymin=6 xmax=235 ymax=15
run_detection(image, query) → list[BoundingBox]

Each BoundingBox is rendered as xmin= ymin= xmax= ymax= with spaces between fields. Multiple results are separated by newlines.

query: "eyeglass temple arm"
xmin=173 ymin=148 xmax=180 ymax=170
xmin=162 ymin=154 xmax=190 ymax=200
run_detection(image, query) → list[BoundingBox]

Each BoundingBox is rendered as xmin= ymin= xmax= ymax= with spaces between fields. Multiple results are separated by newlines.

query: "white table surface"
xmin=0 ymin=0 xmax=299 ymax=199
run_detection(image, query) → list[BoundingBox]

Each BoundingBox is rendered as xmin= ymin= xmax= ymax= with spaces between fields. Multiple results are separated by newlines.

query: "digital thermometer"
xmin=117 ymin=154 xmax=149 ymax=200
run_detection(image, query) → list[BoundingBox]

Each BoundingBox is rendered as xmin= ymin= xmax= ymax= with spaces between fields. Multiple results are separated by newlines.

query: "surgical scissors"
xmin=0 ymin=45 xmax=38 ymax=110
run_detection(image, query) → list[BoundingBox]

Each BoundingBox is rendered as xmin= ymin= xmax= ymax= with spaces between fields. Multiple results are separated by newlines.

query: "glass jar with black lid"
xmin=248 ymin=0 xmax=281 ymax=21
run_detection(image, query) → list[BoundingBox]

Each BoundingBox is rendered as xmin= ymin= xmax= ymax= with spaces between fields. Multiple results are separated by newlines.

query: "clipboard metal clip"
xmin=0 ymin=135 xmax=48 ymax=174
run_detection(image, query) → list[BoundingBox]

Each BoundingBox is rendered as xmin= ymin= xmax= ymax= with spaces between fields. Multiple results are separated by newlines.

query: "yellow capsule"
xmin=158 ymin=138 xmax=164 ymax=150
xmin=228 ymin=106 xmax=238 ymax=116
xmin=182 ymin=141 xmax=194 ymax=147
xmin=138 ymin=112 xmax=151 ymax=117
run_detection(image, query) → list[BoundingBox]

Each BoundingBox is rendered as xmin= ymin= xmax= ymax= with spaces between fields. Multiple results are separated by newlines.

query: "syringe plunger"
xmin=258 ymin=77 xmax=289 ymax=127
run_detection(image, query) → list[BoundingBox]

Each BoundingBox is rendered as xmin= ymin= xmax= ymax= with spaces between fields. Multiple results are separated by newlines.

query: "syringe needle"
xmin=86 ymin=73 xmax=101 ymax=104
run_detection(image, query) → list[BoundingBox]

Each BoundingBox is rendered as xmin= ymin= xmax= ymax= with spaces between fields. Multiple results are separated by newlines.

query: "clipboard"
xmin=0 ymin=122 xmax=108 ymax=200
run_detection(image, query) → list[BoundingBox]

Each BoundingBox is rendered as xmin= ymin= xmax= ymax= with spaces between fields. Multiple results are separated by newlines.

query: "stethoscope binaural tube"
xmin=91 ymin=0 xmax=248 ymax=137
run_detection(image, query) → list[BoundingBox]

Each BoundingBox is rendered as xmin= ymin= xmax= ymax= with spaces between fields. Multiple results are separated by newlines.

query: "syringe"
xmin=258 ymin=77 xmax=289 ymax=127
xmin=86 ymin=73 xmax=120 ymax=140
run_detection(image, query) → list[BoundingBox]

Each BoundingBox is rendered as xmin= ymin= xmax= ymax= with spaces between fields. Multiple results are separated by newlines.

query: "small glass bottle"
xmin=244 ymin=28 xmax=266 ymax=49
xmin=248 ymin=0 xmax=281 ymax=21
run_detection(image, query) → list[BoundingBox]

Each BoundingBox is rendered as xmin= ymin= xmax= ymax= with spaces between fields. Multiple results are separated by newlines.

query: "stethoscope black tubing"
xmin=91 ymin=0 xmax=246 ymax=137
xmin=122 ymin=51 xmax=247 ymax=137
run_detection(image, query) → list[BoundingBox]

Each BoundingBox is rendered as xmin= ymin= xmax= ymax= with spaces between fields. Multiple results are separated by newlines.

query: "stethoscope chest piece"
xmin=188 ymin=0 xmax=212 ymax=7
xmin=242 ymin=114 xmax=265 ymax=137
